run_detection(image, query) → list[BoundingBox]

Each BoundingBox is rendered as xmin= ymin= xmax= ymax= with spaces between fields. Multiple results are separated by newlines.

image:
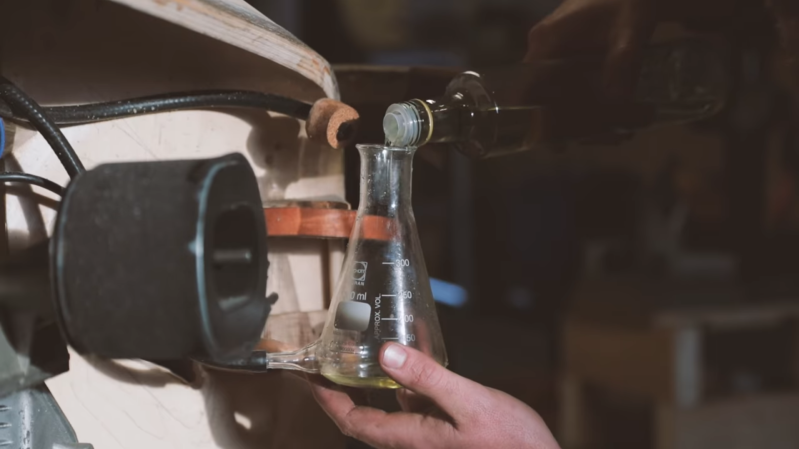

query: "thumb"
xmin=379 ymin=343 xmax=477 ymax=422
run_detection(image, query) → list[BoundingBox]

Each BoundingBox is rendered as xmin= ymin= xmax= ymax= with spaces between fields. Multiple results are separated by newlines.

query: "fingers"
xmin=308 ymin=375 xmax=363 ymax=426
xmin=309 ymin=376 xmax=456 ymax=448
xmin=379 ymin=343 xmax=483 ymax=423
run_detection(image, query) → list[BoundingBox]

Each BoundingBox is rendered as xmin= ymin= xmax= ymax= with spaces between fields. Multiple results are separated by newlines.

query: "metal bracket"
xmin=0 ymin=384 xmax=93 ymax=449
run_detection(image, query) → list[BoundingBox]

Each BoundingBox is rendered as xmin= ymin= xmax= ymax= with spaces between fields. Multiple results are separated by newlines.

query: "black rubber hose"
xmin=0 ymin=172 xmax=65 ymax=196
xmin=0 ymin=77 xmax=85 ymax=178
xmin=0 ymin=90 xmax=313 ymax=126
xmin=194 ymin=350 xmax=269 ymax=373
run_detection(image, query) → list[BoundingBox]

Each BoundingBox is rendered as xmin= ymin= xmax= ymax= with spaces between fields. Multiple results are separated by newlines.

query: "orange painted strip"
xmin=264 ymin=208 xmax=395 ymax=241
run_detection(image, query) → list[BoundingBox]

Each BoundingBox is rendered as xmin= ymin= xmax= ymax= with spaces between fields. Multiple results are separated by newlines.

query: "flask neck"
xmin=357 ymin=145 xmax=415 ymax=216
xmin=265 ymin=341 xmax=320 ymax=373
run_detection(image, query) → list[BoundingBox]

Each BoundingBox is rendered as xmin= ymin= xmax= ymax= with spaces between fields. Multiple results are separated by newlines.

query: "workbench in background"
xmin=560 ymin=277 xmax=799 ymax=449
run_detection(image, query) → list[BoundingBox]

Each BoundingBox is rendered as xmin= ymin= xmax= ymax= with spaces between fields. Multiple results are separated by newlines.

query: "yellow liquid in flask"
xmin=322 ymin=365 xmax=401 ymax=389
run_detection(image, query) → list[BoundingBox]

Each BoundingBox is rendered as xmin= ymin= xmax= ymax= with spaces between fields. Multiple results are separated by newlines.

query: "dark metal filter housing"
xmin=52 ymin=153 xmax=269 ymax=361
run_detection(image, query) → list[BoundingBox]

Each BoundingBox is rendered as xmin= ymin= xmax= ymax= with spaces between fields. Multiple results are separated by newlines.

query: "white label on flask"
xmin=334 ymin=301 xmax=372 ymax=332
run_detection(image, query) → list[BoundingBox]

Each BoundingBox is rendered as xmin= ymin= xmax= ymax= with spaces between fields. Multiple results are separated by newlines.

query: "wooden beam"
xmin=563 ymin=320 xmax=676 ymax=403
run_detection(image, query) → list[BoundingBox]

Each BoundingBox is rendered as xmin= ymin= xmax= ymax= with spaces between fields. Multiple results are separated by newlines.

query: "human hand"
xmin=525 ymin=0 xmax=736 ymax=98
xmin=526 ymin=0 xmax=657 ymax=99
xmin=308 ymin=343 xmax=560 ymax=449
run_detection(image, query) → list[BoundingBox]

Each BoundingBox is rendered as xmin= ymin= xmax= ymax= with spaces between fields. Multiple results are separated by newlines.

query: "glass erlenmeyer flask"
xmin=266 ymin=144 xmax=448 ymax=389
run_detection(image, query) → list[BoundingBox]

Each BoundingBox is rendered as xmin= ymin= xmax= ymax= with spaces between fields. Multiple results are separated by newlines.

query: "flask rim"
xmin=356 ymin=144 xmax=417 ymax=153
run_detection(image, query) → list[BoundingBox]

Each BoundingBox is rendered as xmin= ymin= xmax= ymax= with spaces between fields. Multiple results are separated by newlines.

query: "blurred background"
xmin=250 ymin=1 xmax=799 ymax=448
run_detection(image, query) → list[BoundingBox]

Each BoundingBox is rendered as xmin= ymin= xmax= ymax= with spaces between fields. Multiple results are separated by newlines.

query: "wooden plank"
xmin=47 ymin=351 xmax=347 ymax=449
xmin=655 ymin=405 xmax=677 ymax=449
xmin=559 ymin=376 xmax=589 ymax=449
xmin=654 ymin=302 xmax=799 ymax=330
xmin=563 ymin=320 xmax=676 ymax=403
xmin=568 ymin=277 xmax=745 ymax=330
xmin=570 ymin=279 xmax=799 ymax=331
xmin=660 ymin=393 xmax=799 ymax=449
xmin=110 ymin=0 xmax=338 ymax=99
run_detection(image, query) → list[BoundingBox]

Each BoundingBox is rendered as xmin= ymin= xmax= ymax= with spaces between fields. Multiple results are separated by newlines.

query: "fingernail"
xmin=383 ymin=344 xmax=407 ymax=369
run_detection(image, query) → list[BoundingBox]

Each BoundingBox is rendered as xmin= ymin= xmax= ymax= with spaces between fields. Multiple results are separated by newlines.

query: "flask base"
xmin=321 ymin=366 xmax=401 ymax=389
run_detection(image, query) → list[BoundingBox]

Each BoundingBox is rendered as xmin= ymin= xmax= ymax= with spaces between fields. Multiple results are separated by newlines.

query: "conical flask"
xmin=266 ymin=144 xmax=448 ymax=388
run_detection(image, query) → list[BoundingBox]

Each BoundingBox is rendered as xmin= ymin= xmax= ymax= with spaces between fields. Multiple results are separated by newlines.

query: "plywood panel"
xmin=0 ymin=0 xmax=347 ymax=447
xmin=109 ymin=0 xmax=338 ymax=99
